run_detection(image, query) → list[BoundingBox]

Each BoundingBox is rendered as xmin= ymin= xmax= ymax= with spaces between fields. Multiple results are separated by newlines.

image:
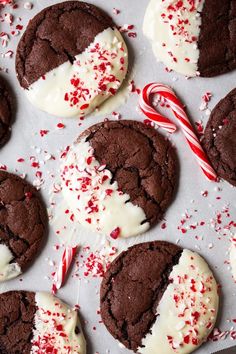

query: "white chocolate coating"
xmin=0 ymin=244 xmax=21 ymax=281
xmin=61 ymin=138 xmax=149 ymax=238
xmin=25 ymin=28 xmax=128 ymax=118
xmin=230 ymin=238 xmax=236 ymax=281
xmin=139 ymin=250 xmax=219 ymax=354
xmin=31 ymin=292 xmax=86 ymax=354
xmin=143 ymin=0 xmax=205 ymax=76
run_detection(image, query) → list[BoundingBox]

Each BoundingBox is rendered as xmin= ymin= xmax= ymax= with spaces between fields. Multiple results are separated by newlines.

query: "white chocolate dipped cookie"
xmin=0 ymin=291 xmax=86 ymax=353
xmin=143 ymin=0 xmax=236 ymax=77
xmin=16 ymin=1 xmax=128 ymax=118
xmin=101 ymin=241 xmax=219 ymax=354
xmin=60 ymin=120 xmax=178 ymax=239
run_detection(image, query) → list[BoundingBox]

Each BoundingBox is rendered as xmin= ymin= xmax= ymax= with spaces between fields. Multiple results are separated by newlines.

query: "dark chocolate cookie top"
xmin=204 ymin=88 xmax=236 ymax=185
xmin=0 ymin=171 xmax=48 ymax=281
xmin=0 ymin=77 xmax=12 ymax=147
xmin=84 ymin=120 xmax=178 ymax=228
xmin=0 ymin=291 xmax=36 ymax=354
xmin=198 ymin=0 xmax=236 ymax=77
xmin=16 ymin=1 xmax=114 ymax=89
xmin=100 ymin=241 xmax=182 ymax=352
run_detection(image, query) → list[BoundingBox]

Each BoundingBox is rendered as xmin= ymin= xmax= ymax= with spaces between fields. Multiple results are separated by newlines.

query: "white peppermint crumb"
xmin=24 ymin=2 xmax=33 ymax=10
xmin=205 ymin=108 xmax=211 ymax=116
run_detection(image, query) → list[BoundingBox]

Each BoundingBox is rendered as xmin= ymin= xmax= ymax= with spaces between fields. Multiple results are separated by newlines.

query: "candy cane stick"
xmin=139 ymin=83 xmax=217 ymax=182
xmin=52 ymin=245 xmax=77 ymax=294
xmin=140 ymin=83 xmax=177 ymax=133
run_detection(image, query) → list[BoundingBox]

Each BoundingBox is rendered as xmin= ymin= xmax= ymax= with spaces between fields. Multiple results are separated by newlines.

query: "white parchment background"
xmin=1 ymin=1 xmax=236 ymax=353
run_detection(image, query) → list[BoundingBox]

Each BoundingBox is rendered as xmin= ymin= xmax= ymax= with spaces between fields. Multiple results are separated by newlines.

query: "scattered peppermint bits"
xmin=112 ymin=8 xmax=120 ymax=15
xmin=76 ymin=244 xmax=118 ymax=278
xmin=200 ymin=91 xmax=212 ymax=112
xmin=119 ymin=24 xmax=137 ymax=38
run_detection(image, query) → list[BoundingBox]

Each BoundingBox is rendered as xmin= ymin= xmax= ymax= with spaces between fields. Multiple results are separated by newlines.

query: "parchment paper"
xmin=1 ymin=1 xmax=236 ymax=353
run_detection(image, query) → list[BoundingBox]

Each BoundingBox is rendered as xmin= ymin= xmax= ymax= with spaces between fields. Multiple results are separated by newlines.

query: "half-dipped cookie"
xmin=61 ymin=120 xmax=177 ymax=238
xmin=204 ymin=89 xmax=236 ymax=186
xmin=100 ymin=241 xmax=219 ymax=354
xmin=16 ymin=1 xmax=128 ymax=118
xmin=143 ymin=0 xmax=236 ymax=77
xmin=0 ymin=291 xmax=86 ymax=353
xmin=0 ymin=77 xmax=13 ymax=147
xmin=0 ymin=171 xmax=47 ymax=281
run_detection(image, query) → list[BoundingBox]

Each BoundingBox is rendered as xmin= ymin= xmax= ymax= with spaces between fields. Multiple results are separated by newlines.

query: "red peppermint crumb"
xmin=15 ymin=24 xmax=23 ymax=30
xmin=40 ymin=129 xmax=49 ymax=137
xmin=35 ymin=171 xmax=42 ymax=178
xmin=161 ymin=222 xmax=167 ymax=229
xmin=223 ymin=118 xmax=229 ymax=125
xmin=80 ymin=103 xmax=89 ymax=110
xmin=87 ymin=156 xmax=93 ymax=165
xmin=17 ymin=158 xmax=24 ymax=162
xmin=25 ymin=192 xmax=32 ymax=199
xmin=57 ymin=123 xmax=65 ymax=129
xmin=110 ymin=227 xmax=121 ymax=239
xmin=105 ymin=189 xmax=113 ymax=196
xmin=128 ymin=32 xmax=137 ymax=38
xmin=31 ymin=161 xmax=39 ymax=168
xmin=184 ymin=335 xmax=190 ymax=344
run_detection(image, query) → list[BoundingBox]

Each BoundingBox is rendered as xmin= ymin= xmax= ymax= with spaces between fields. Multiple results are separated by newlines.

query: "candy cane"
xmin=139 ymin=83 xmax=217 ymax=182
xmin=52 ymin=245 xmax=77 ymax=294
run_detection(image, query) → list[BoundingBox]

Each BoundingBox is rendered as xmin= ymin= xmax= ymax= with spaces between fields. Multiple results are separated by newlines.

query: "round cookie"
xmin=0 ymin=77 xmax=12 ymax=146
xmin=0 ymin=171 xmax=48 ymax=281
xmin=203 ymin=89 xmax=236 ymax=186
xmin=100 ymin=241 xmax=219 ymax=354
xmin=0 ymin=291 xmax=86 ymax=353
xmin=143 ymin=0 xmax=236 ymax=77
xmin=16 ymin=1 xmax=128 ymax=118
xmin=61 ymin=120 xmax=177 ymax=238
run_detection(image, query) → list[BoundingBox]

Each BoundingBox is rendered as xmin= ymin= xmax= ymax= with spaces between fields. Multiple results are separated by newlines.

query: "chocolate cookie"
xmin=0 ymin=291 xmax=86 ymax=353
xmin=0 ymin=77 xmax=12 ymax=146
xmin=100 ymin=241 xmax=219 ymax=354
xmin=143 ymin=0 xmax=236 ymax=77
xmin=16 ymin=1 xmax=128 ymax=118
xmin=204 ymin=89 xmax=236 ymax=186
xmin=0 ymin=171 xmax=48 ymax=281
xmin=61 ymin=120 xmax=177 ymax=238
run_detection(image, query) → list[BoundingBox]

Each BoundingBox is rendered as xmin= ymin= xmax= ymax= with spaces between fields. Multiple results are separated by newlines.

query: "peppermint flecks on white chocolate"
xmin=60 ymin=138 xmax=149 ymax=238
xmin=0 ymin=244 xmax=21 ymax=281
xmin=25 ymin=28 xmax=128 ymax=118
xmin=31 ymin=292 xmax=86 ymax=354
xmin=139 ymin=249 xmax=219 ymax=354
xmin=143 ymin=0 xmax=205 ymax=77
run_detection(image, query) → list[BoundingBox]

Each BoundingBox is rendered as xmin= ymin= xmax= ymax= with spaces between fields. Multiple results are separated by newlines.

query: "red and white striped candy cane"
xmin=139 ymin=83 xmax=217 ymax=182
xmin=52 ymin=245 xmax=77 ymax=294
